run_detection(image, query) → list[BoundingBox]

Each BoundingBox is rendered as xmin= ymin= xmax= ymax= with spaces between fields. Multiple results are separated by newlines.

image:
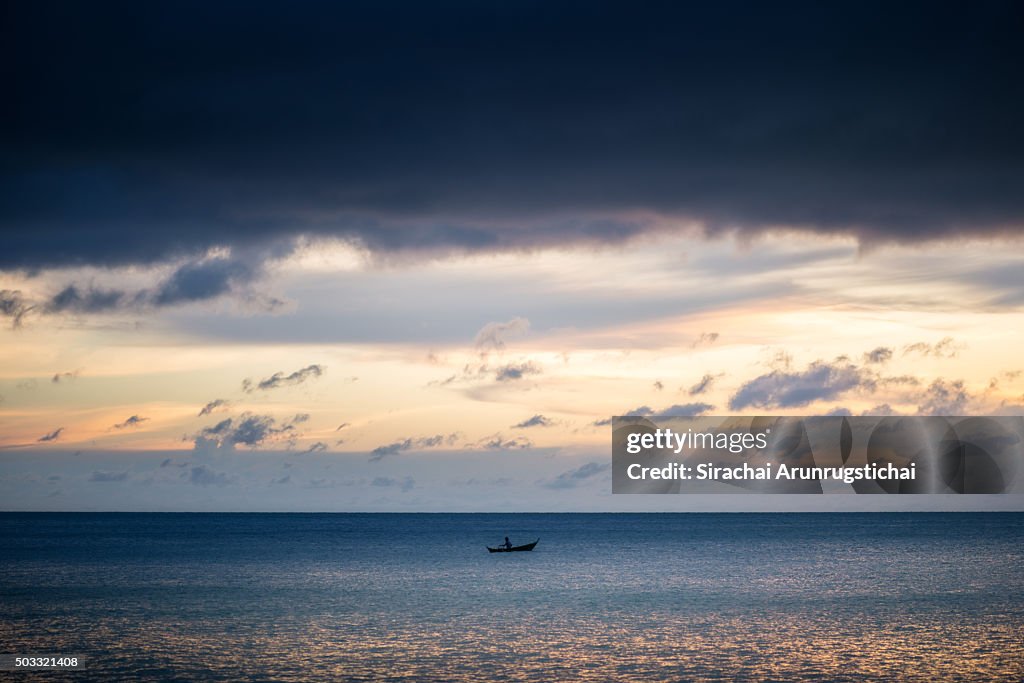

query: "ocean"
xmin=1 ymin=513 xmax=1022 ymax=681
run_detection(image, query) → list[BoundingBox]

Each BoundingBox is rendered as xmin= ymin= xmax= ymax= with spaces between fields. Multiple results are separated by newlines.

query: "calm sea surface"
xmin=1 ymin=513 xmax=1022 ymax=681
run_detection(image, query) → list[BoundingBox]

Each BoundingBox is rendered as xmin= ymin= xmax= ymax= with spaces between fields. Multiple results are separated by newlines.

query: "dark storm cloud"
xmin=4 ymin=1 xmax=1023 ymax=272
xmin=244 ymin=364 xmax=325 ymax=392
xmin=729 ymin=359 xmax=872 ymax=410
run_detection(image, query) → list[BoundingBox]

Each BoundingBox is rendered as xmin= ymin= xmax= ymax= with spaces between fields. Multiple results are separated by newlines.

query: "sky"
xmin=2 ymin=1 xmax=1024 ymax=511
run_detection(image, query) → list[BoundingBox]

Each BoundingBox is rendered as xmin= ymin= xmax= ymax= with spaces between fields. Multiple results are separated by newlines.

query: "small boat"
xmin=487 ymin=539 xmax=539 ymax=553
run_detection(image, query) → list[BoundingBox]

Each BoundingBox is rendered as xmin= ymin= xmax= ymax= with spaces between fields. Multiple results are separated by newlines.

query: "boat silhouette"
xmin=487 ymin=539 xmax=538 ymax=553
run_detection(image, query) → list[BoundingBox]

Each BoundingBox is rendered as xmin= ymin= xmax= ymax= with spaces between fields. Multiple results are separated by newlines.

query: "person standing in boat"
xmin=503 ymin=536 xmax=512 ymax=550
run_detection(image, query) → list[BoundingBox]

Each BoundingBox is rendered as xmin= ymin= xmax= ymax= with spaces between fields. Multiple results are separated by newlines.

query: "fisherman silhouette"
xmin=503 ymin=536 xmax=513 ymax=550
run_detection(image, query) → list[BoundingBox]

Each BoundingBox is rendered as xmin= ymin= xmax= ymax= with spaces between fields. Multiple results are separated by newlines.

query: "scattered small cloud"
xmin=198 ymin=399 xmax=230 ymax=417
xmin=878 ymin=375 xmax=921 ymax=387
xmin=494 ymin=361 xmax=542 ymax=382
xmin=151 ymin=256 xmax=258 ymax=307
xmin=917 ymin=379 xmax=971 ymax=416
xmin=305 ymin=478 xmax=339 ymax=489
xmin=243 ymin=364 xmax=325 ymax=392
xmin=863 ymin=347 xmax=893 ymax=364
xmin=593 ymin=405 xmax=653 ymax=426
xmin=369 ymin=433 xmax=459 ymax=461
xmin=192 ymin=412 xmax=308 ymax=451
xmin=902 ymin=337 xmax=963 ymax=359
xmin=448 ymin=477 xmax=513 ymax=487
xmin=189 ymin=465 xmax=233 ymax=487
xmin=48 ymin=284 xmax=127 ymax=314
xmin=301 ymin=441 xmax=329 ymax=454
xmin=825 ymin=407 xmax=853 ymax=416
xmin=767 ymin=350 xmax=793 ymax=371
xmin=729 ymin=359 xmax=872 ymax=410
xmin=113 ymin=415 xmax=149 ymax=429
xmin=474 ymin=317 xmax=530 ymax=352
xmin=692 ymin=332 xmax=719 ymax=348
xmin=431 ymin=357 xmax=542 ymax=387
xmin=371 ymin=476 xmax=415 ymax=492
xmin=89 ymin=470 xmax=128 ymax=482
xmin=51 ymin=370 xmax=79 ymax=384
xmin=861 ymin=404 xmax=900 ymax=416
xmin=512 ymin=414 xmax=553 ymax=429
xmin=687 ymin=373 xmax=722 ymax=396
xmin=38 ymin=427 xmax=64 ymax=442
xmin=544 ymin=462 xmax=610 ymax=489
xmin=0 ymin=289 xmax=33 ymax=328
xmin=653 ymin=380 xmax=664 ymax=391
xmin=40 ymin=254 xmax=277 ymax=317
xmin=986 ymin=370 xmax=1023 ymax=392
xmin=659 ymin=403 xmax=714 ymax=417
xmin=474 ymin=434 xmax=533 ymax=451
xmin=593 ymin=402 xmax=711 ymax=426
xmin=335 ymin=422 xmax=350 ymax=431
